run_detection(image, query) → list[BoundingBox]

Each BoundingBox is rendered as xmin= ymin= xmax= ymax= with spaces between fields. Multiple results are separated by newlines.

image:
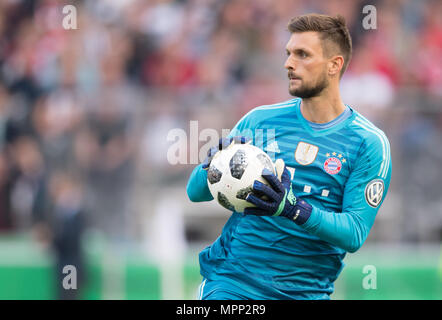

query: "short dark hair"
xmin=287 ymin=14 xmax=352 ymax=77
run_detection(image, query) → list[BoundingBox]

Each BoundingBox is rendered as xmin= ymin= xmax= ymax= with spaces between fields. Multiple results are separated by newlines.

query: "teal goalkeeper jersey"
xmin=186 ymin=98 xmax=392 ymax=299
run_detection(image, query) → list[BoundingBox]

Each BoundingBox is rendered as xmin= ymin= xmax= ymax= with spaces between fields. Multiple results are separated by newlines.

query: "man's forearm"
xmin=299 ymin=206 xmax=372 ymax=253
xmin=186 ymin=164 xmax=214 ymax=202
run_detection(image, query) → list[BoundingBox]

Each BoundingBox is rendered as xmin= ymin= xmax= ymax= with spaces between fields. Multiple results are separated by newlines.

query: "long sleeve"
xmin=299 ymin=133 xmax=392 ymax=253
xmin=186 ymin=163 xmax=214 ymax=202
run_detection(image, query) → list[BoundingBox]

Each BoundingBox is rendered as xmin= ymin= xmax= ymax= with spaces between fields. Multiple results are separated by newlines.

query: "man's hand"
xmin=244 ymin=159 xmax=312 ymax=224
xmin=202 ymin=136 xmax=249 ymax=170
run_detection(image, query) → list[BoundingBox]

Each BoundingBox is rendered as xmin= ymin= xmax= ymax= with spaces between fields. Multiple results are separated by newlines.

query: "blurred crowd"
xmin=0 ymin=0 xmax=441 ymax=261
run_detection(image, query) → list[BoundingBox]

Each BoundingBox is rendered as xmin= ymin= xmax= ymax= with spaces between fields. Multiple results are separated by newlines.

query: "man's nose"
xmin=284 ymin=56 xmax=295 ymax=71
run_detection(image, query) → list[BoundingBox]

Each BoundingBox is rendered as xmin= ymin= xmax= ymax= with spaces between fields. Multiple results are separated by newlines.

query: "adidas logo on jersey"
xmin=265 ymin=140 xmax=281 ymax=153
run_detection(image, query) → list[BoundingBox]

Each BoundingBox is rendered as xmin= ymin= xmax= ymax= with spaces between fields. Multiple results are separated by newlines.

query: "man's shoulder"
xmin=231 ymin=98 xmax=299 ymax=131
xmin=348 ymin=111 xmax=389 ymax=143
xmin=238 ymin=98 xmax=299 ymax=124
xmin=348 ymin=111 xmax=390 ymax=163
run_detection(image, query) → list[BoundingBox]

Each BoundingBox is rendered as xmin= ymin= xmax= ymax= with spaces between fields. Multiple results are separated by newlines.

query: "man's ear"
xmin=328 ymin=55 xmax=344 ymax=77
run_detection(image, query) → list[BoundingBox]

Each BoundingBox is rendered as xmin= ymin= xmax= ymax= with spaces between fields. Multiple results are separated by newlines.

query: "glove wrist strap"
xmin=291 ymin=199 xmax=312 ymax=225
xmin=280 ymin=198 xmax=312 ymax=225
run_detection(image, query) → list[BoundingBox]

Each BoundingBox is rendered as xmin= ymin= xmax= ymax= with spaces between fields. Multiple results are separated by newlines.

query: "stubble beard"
xmin=289 ymin=72 xmax=329 ymax=99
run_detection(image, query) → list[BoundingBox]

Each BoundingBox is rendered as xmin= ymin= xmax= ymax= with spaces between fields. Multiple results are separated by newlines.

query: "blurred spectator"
xmin=83 ymin=96 xmax=136 ymax=242
xmin=9 ymin=135 xmax=46 ymax=229
xmin=0 ymin=153 xmax=13 ymax=231
xmin=340 ymin=37 xmax=395 ymax=122
xmin=48 ymin=170 xmax=87 ymax=300
xmin=398 ymin=110 xmax=442 ymax=242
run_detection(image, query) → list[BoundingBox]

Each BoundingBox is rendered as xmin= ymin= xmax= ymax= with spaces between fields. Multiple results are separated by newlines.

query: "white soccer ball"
xmin=207 ymin=141 xmax=276 ymax=213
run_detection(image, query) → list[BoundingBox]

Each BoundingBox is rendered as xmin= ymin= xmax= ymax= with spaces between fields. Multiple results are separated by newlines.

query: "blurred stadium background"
xmin=0 ymin=0 xmax=441 ymax=300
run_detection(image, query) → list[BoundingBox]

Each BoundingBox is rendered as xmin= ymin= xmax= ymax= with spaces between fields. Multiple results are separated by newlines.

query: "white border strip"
xmin=353 ymin=117 xmax=390 ymax=178
xmin=197 ymin=279 xmax=207 ymax=300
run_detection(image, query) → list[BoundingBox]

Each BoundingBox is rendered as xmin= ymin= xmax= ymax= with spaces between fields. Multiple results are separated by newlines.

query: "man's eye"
xmin=299 ymin=51 xmax=307 ymax=58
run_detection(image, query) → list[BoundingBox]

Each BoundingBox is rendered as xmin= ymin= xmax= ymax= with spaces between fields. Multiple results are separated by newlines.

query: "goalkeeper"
xmin=187 ymin=13 xmax=391 ymax=300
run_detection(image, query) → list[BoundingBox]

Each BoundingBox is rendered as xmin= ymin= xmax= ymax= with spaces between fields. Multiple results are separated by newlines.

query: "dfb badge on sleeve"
xmin=365 ymin=179 xmax=384 ymax=208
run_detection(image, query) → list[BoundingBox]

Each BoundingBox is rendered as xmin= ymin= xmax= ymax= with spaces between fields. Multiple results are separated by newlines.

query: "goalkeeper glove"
xmin=244 ymin=159 xmax=312 ymax=225
xmin=202 ymin=136 xmax=249 ymax=170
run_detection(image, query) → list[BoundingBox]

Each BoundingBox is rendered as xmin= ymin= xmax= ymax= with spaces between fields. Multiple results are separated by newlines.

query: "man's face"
xmin=284 ymin=32 xmax=329 ymax=98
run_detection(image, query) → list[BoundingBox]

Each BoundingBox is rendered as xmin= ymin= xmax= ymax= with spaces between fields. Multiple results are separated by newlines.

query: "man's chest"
xmin=254 ymin=128 xmax=358 ymax=202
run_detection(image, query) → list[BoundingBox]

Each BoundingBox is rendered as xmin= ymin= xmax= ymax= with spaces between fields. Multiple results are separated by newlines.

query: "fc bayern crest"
xmin=324 ymin=157 xmax=342 ymax=175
